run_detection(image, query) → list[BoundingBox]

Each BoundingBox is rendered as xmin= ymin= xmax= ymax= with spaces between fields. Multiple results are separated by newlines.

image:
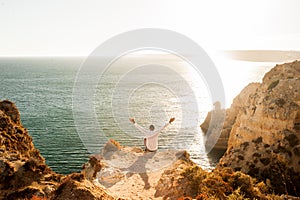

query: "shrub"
xmin=179 ymin=164 xmax=287 ymax=199
xmin=226 ymin=188 xmax=248 ymax=200
xmin=181 ymin=165 xmax=208 ymax=195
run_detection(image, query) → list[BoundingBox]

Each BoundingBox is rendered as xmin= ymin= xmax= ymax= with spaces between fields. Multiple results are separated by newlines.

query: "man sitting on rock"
xmin=129 ymin=117 xmax=175 ymax=152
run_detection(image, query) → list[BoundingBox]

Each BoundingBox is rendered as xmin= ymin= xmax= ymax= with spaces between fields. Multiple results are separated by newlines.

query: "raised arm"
xmin=154 ymin=117 xmax=175 ymax=134
xmin=129 ymin=118 xmax=148 ymax=135
xmin=134 ymin=123 xmax=149 ymax=135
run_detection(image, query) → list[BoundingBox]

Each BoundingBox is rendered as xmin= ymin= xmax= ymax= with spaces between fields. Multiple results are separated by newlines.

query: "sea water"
xmin=0 ymin=56 xmax=275 ymax=174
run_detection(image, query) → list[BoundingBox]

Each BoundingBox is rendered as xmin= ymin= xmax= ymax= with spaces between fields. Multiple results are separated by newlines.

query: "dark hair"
xmin=149 ymin=125 xmax=155 ymax=131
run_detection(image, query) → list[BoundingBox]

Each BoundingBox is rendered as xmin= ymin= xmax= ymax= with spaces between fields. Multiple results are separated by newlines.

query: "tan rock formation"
xmin=82 ymin=139 xmax=193 ymax=199
xmin=0 ymin=100 xmax=116 ymax=200
xmin=50 ymin=173 xmax=119 ymax=200
xmin=0 ymin=100 xmax=62 ymax=199
xmin=201 ymin=83 xmax=259 ymax=151
xmin=218 ymin=61 xmax=300 ymax=196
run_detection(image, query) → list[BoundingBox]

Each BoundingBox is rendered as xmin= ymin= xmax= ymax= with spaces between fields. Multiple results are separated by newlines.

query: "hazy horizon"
xmin=1 ymin=50 xmax=300 ymax=64
xmin=1 ymin=0 xmax=300 ymax=57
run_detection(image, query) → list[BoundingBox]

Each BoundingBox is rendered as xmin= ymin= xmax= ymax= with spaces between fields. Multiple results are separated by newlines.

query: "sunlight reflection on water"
xmin=0 ymin=55 xmax=277 ymax=173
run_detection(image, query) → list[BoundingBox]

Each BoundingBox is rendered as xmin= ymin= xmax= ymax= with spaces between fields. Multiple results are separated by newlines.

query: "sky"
xmin=1 ymin=0 xmax=300 ymax=56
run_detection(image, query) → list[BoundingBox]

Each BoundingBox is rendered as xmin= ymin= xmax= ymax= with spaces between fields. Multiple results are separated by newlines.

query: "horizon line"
xmin=1 ymin=49 xmax=300 ymax=58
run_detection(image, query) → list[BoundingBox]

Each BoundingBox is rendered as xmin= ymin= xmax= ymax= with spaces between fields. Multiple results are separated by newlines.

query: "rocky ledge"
xmin=82 ymin=139 xmax=194 ymax=199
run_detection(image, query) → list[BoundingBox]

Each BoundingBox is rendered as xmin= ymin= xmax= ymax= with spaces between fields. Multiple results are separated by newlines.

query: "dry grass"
xmin=179 ymin=165 xmax=286 ymax=200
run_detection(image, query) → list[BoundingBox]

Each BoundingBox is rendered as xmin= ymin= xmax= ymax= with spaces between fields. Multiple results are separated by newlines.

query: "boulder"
xmin=50 ymin=173 xmax=119 ymax=200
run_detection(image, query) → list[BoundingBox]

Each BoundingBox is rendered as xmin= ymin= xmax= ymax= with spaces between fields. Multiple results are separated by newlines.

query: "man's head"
xmin=149 ymin=125 xmax=155 ymax=131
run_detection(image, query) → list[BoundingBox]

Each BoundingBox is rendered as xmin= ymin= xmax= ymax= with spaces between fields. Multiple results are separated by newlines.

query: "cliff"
xmin=201 ymin=83 xmax=260 ymax=151
xmin=0 ymin=100 xmax=60 ymax=199
xmin=0 ymin=100 xmax=116 ymax=200
xmin=0 ymin=99 xmax=293 ymax=199
xmin=2 ymin=58 xmax=300 ymax=199
xmin=215 ymin=61 xmax=300 ymax=196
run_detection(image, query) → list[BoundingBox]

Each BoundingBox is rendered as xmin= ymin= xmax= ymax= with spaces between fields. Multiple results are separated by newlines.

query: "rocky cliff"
xmin=2 ymin=58 xmax=300 ymax=199
xmin=0 ymin=100 xmax=116 ymax=200
xmin=0 ymin=99 xmax=294 ymax=199
xmin=0 ymin=100 xmax=60 ymax=199
xmin=216 ymin=61 xmax=300 ymax=196
xmin=201 ymin=83 xmax=260 ymax=151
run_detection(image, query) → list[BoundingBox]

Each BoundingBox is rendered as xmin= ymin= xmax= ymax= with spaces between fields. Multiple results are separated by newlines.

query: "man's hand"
xmin=169 ymin=117 xmax=175 ymax=123
xmin=129 ymin=118 xmax=135 ymax=124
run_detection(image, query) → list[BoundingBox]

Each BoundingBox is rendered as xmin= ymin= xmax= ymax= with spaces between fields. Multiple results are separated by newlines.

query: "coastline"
xmin=0 ymin=60 xmax=299 ymax=199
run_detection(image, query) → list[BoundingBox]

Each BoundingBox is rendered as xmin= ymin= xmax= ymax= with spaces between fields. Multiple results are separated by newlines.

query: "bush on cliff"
xmin=180 ymin=165 xmax=281 ymax=199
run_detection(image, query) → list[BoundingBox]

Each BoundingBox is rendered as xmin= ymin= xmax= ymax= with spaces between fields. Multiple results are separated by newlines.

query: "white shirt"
xmin=134 ymin=122 xmax=170 ymax=151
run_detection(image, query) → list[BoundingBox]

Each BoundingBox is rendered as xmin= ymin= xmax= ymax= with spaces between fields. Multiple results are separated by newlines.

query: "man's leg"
xmin=144 ymin=138 xmax=148 ymax=151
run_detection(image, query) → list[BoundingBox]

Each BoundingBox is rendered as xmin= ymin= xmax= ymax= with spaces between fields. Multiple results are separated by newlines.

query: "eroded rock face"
xmin=218 ymin=61 xmax=300 ymax=196
xmin=0 ymin=100 xmax=62 ymax=199
xmin=0 ymin=100 xmax=116 ymax=200
xmin=0 ymin=100 xmax=21 ymax=125
xmin=201 ymin=83 xmax=259 ymax=151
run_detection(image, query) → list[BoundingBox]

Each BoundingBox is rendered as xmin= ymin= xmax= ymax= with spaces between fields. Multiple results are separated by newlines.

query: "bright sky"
xmin=1 ymin=0 xmax=300 ymax=56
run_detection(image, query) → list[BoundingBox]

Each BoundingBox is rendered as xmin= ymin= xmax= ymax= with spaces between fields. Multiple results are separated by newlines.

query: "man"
xmin=129 ymin=117 xmax=175 ymax=152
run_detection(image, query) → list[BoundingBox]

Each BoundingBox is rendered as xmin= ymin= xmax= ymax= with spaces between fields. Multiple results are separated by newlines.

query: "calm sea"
xmin=0 ymin=56 xmax=275 ymax=174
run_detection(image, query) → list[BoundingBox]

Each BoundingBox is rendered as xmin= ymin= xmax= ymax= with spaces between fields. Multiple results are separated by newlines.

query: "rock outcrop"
xmin=0 ymin=100 xmax=116 ymax=200
xmin=201 ymin=109 xmax=227 ymax=150
xmin=201 ymin=83 xmax=260 ymax=151
xmin=51 ymin=173 xmax=118 ymax=200
xmin=216 ymin=61 xmax=300 ymax=196
xmin=82 ymin=139 xmax=193 ymax=199
xmin=0 ymin=100 xmax=62 ymax=199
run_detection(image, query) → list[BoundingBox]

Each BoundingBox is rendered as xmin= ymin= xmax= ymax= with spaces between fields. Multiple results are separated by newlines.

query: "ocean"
xmin=0 ymin=55 xmax=276 ymax=174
